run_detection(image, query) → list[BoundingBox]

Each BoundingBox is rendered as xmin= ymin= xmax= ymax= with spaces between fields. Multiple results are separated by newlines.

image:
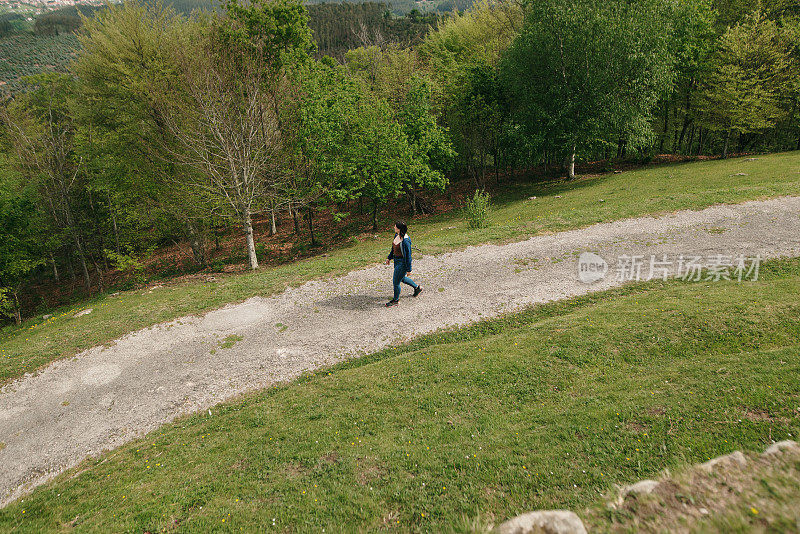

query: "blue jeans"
xmin=392 ymin=258 xmax=418 ymax=300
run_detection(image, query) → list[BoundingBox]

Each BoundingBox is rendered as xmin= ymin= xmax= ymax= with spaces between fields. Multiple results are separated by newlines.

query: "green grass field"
xmin=1 ymin=258 xmax=798 ymax=532
xmin=1 ymin=152 xmax=799 ymax=384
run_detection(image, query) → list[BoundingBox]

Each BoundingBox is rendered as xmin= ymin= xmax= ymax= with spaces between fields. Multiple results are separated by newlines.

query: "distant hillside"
xmin=308 ymin=2 xmax=438 ymax=59
xmin=0 ymin=0 xmax=448 ymax=93
xmin=0 ymin=31 xmax=78 ymax=92
xmin=307 ymin=0 xmax=473 ymax=15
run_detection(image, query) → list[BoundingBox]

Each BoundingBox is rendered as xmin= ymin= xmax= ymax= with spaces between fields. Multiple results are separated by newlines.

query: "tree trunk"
xmin=270 ymin=206 xmax=277 ymax=237
xmin=12 ymin=288 xmax=21 ymax=326
xmin=243 ymin=210 xmax=258 ymax=270
xmin=409 ymin=187 xmax=417 ymax=216
xmin=50 ymin=253 xmax=59 ymax=283
xmin=93 ymin=258 xmax=104 ymax=293
xmin=567 ymin=147 xmax=576 ymax=179
xmin=723 ymin=129 xmax=731 ymax=158
xmin=306 ymin=208 xmax=317 ymax=246
xmin=74 ymin=235 xmax=91 ymax=294
xmin=372 ymin=202 xmax=378 ymax=232
xmin=108 ymin=192 xmax=120 ymax=254
xmin=291 ymin=202 xmax=300 ymax=234
xmin=494 ymin=143 xmax=500 ymax=184
xmin=62 ymin=193 xmax=91 ymax=293
xmin=677 ymin=119 xmax=691 ymax=154
xmin=697 ymin=127 xmax=705 ymax=155
xmin=660 ymin=101 xmax=668 ymax=152
xmin=67 ymin=251 xmax=76 ymax=281
xmin=186 ymin=220 xmax=207 ymax=266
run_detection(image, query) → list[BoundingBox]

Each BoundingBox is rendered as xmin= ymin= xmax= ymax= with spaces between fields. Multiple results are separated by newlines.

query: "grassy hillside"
xmin=1 ymin=257 xmax=798 ymax=532
xmin=1 ymin=152 xmax=799 ymax=384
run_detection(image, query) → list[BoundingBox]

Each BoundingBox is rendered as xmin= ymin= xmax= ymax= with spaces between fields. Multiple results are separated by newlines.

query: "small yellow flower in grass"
xmin=751 ymin=507 xmax=759 ymax=515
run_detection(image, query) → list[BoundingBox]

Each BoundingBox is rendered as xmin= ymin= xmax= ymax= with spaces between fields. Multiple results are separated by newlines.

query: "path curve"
xmin=1 ymin=197 xmax=799 ymax=506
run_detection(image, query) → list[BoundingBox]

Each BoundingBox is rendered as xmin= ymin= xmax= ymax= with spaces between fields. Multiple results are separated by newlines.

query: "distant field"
xmin=1 ymin=257 xmax=797 ymax=532
xmin=0 ymin=32 xmax=77 ymax=92
xmin=1 ymin=152 xmax=799 ymax=385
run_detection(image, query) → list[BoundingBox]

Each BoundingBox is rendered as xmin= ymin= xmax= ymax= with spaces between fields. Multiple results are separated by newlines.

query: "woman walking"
xmin=385 ymin=221 xmax=422 ymax=307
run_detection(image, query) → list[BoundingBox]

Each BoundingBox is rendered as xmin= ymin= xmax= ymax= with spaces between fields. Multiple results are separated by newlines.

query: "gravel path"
xmin=1 ymin=197 xmax=799 ymax=506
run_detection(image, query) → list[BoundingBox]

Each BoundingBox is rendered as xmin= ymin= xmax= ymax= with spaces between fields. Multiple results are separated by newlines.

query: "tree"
xmin=418 ymin=0 xmax=523 ymax=179
xmin=398 ymin=76 xmax=454 ymax=212
xmin=499 ymin=0 xmax=674 ymax=177
xmin=1 ymin=74 xmax=93 ymax=292
xmin=0 ymin=176 xmax=44 ymax=325
xmin=72 ymin=0 xmax=212 ymax=266
xmin=656 ymin=0 xmax=717 ymax=155
xmin=697 ymin=11 xmax=796 ymax=157
xmin=346 ymin=46 xmax=454 ymax=208
xmin=285 ymin=59 xmax=365 ymax=245
xmin=153 ymin=0 xmax=313 ymax=269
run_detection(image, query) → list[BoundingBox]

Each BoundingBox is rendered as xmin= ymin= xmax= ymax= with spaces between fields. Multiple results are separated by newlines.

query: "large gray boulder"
xmin=495 ymin=510 xmax=587 ymax=534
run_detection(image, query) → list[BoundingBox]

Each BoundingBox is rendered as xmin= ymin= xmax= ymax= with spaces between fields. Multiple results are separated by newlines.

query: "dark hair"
xmin=395 ymin=220 xmax=407 ymax=237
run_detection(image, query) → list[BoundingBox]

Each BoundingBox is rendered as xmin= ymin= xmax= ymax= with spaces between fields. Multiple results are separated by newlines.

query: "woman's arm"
xmin=402 ymin=239 xmax=412 ymax=272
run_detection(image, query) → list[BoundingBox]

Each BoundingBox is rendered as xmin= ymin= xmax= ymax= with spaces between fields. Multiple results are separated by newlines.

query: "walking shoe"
xmin=386 ymin=299 xmax=399 ymax=307
xmin=413 ymin=286 xmax=423 ymax=297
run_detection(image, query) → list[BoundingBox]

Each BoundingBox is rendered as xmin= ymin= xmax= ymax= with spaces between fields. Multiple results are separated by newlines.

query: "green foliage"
xmin=289 ymin=59 xmax=367 ymax=208
xmin=307 ymin=2 xmax=438 ymax=60
xmin=398 ymin=76 xmax=455 ymax=183
xmin=698 ymin=11 xmax=796 ymax=141
xmin=72 ymin=0 xmax=207 ymax=255
xmin=105 ymin=249 xmax=147 ymax=288
xmin=220 ymin=0 xmax=313 ymax=70
xmin=499 ymin=0 xmax=674 ymax=159
xmin=33 ymin=5 xmax=100 ymax=36
xmin=712 ymin=0 xmax=800 ymax=29
xmin=464 ymin=188 xmax=490 ymax=228
xmin=0 ymin=288 xmax=14 ymax=321
xmin=346 ymin=46 xmax=453 ymax=200
xmin=0 ymin=174 xmax=44 ymax=324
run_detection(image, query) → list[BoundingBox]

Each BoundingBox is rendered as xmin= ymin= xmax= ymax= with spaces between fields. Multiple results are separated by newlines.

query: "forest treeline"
xmin=1 ymin=0 xmax=799 ymax=325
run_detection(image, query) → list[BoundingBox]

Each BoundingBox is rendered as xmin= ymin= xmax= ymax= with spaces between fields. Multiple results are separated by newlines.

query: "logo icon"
xmin=578 ymin=252 xmax=608 ymax=283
